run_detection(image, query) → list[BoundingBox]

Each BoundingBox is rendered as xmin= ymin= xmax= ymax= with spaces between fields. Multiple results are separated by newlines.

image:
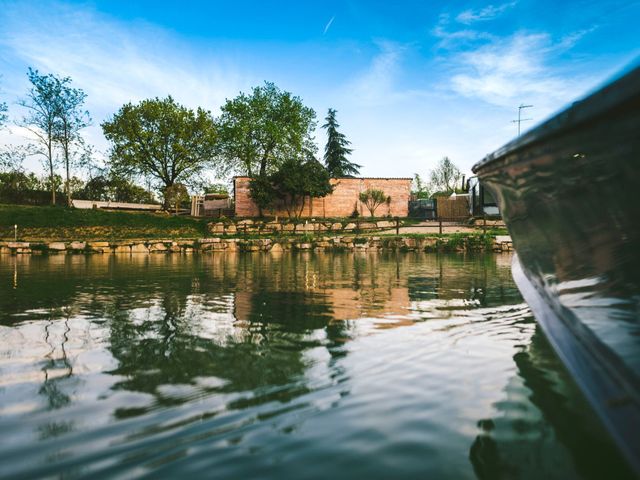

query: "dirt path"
xmin=378 ymin=221 xmax=478 ymax=235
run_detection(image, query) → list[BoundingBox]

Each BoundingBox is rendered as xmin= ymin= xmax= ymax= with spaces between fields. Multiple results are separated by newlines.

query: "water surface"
xmin=0 ymin=252 xmax=631 ymax=479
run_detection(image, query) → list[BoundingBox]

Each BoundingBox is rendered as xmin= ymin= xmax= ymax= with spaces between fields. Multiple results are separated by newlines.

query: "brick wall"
xmin=234 ymin=177 xmax=412 ymax=218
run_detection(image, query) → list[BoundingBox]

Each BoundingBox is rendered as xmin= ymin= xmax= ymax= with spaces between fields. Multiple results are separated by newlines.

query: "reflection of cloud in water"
xmin=2 ymin=251 xmax=583 ymax=479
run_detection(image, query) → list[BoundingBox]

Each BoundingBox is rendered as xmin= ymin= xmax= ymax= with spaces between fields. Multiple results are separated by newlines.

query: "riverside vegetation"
xmin=0 ymin=204 xmax=512 ymax=254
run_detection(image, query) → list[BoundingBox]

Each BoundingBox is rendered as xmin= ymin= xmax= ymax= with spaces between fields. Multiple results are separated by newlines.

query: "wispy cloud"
xmin=323 ymin=16 xmax=335 ymax=35
xmin=456 ymin=1 xmax=518 ymax=24
xmin=0 ymin=2 xmax=252 ymax=151
xmin=344 ymin=41 xmax=419 ymax=107
xmin=433 ymin=16 xmax=494 ymax=49
xmin=448 ymin=32 xmax=596 ymax=113
xmin=432 ymin=4 xmax=599 ymax=116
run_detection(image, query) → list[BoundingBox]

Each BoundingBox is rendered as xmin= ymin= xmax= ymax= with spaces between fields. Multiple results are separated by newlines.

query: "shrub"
xmin=358 ymin=189 xmax=390 ymax=217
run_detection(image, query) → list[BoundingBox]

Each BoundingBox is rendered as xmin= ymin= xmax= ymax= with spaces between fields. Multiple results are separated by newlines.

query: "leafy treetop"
xmin=430 ymin=156 xmax=462 ymax=194
xmin=249 ymin=157 xmax=333 ymax=218
xmin=216 ymin=82 xmax=317 ymax=177
xmin=102 ymin=96 xmax=217 ymax=200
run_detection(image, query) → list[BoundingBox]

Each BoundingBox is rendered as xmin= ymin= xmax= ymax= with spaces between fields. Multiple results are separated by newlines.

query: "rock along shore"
xmin=0 ymin=234 xmax=513 ymax=255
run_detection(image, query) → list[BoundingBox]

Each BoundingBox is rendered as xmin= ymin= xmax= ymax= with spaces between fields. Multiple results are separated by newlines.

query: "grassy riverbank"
xmin=0 ymin=204 xmax=209 ymax=240
xmin=0 ymin=204 xmax=507 ymax=244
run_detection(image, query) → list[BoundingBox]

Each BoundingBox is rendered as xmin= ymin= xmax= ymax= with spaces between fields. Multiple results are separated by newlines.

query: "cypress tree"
xmin=322 ymin=108 xmax=360 ymax=177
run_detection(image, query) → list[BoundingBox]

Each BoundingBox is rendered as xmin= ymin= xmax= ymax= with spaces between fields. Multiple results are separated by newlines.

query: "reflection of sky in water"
xmin=0 ymin=253 xmax=633 ymax=479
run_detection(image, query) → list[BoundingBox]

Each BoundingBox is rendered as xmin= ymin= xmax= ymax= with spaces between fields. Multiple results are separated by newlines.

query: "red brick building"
xmin=234 ymin=176 xmax=412 ymax=218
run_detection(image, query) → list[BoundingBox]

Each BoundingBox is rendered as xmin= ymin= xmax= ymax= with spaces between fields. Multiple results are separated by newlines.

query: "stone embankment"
xmin=207 ymin=218 xmax=402 ymax=236
xmin=0 ymin=235 xmax=513 ymax=255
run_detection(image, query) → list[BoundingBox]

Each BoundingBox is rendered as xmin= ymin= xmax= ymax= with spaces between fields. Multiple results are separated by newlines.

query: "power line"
xmin=511 ymin=104 xmax=533 ymax=136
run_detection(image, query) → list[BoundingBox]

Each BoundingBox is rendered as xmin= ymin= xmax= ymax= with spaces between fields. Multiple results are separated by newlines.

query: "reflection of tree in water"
xmin=406 ymin=254 xmax=521 ymax=307
xmin=107 ymin=287 xmax=327 ymax=418
xmin=469 ymin=327 xmax=634 ymax=480
xmin=38 ymin=309 xmax=76 ymax=439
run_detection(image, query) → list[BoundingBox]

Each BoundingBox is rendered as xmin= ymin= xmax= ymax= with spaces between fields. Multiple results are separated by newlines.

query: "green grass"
xmin=0 ymin=204 xmax=208 ymax=240
xmin=0 ymin=204 xmax=508 ymax=243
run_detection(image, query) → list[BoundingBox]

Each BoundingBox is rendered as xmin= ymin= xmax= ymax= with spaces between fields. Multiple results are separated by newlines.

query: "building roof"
xmin=233 ymin=176 xmax=412 ymax=180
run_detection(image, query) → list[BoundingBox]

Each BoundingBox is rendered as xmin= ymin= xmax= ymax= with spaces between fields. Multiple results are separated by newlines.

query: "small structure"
xmin=233 ymin=176 xmax=412 ymax=218
xmin=191 ymin=193 xmax=232 ymax=217
xmin=467 ymin=177 xmax=500 ymax=217
xmin=408 ymin=198 xmax=437 ymax=219
xmin=436 ymin=193 xmax=471 ymax=219
xmin=72 ymin=199 xmax=161 ymax=211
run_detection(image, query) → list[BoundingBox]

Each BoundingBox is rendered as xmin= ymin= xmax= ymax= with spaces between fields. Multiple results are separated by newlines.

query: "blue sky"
xmin=0 ymin=0 xmax=638 ymax=180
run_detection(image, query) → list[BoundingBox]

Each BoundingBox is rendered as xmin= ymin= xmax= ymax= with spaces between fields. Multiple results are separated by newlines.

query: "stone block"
xmin=69 ymin=241 xmax=86 ymax=251
xmin=131 ymin=243 xmax=149 ymax=253
xmin=402 ymin=238 xmax=417 ymax=248
xmin=88 ymin=241 xmax=110 ymax=253
xmin=358 ymin=222 xmax=377 ymax=230
xmin=209 ymin=223 xmax=225 ymax=234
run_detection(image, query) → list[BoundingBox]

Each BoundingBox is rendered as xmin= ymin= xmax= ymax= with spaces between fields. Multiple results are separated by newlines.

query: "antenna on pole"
xmin=512 ymin=104 xmax=533 ymax=136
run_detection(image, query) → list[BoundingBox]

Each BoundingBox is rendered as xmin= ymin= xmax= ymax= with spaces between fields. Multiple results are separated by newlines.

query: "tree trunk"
xmin=162 ymin=181 xmax=173 ymax=210
xmin=48 ymin=142 xmax=56 ymax=205
xmin=65 ymin=144 xmax=72 ymax=208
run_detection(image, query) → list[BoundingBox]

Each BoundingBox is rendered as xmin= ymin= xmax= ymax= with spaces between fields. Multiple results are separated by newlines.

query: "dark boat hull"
xmin=473 ymin=65 xmax=640 ymax=472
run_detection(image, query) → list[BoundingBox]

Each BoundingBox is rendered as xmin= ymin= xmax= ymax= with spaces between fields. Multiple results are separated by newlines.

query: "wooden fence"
xmin=436 ymin=196 xmax=470 ymax=219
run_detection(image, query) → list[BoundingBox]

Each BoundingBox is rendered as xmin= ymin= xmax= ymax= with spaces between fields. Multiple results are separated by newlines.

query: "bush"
xmin=358 ymin=189 xmax=390 ymax=217
xmin=0 ymin=172 xmax=66 ymax=205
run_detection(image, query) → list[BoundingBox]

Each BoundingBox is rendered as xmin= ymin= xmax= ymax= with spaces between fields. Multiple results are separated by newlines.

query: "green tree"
xmin=18 ymin=68 xmax=64 ymax=204
xmin=358 ymin=188 xmax=390 ymax=217
xmin=248 ymin=174 xmax=277 ymax=216
xmin=322 ymin=108 xmax=360 ymax=177
xmin=77 ymin=174 xmax=157 ymax=204
xmin=53 ymin=80 xmax=90 ymax=206
xmin=203 ymin=182 xmax=229 ymax=195
xmin=270 ymin=158 xmax=333 ymax=218
xmin=430 ymin=156 xmax=462 ymax=194
xmin=102 ymin=96 xmax=217 ymax=207
xmin=0 ymin=144 xmax=37 ymax=173
xmin=412 ymin=173 xmax=432 ymax=199
xmin=215 ymin=82 xmax=317 ymax=177
xmin=163 ymin=183 xmax=190 ymax=214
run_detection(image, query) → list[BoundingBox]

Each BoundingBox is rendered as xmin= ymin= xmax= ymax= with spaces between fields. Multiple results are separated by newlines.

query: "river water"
xmin=0 ymin=253 xmax=632 ymax=479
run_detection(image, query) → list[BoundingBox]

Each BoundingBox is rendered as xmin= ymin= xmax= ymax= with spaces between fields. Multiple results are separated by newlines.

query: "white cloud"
xmin=0 ymin=2 xmax=253 ymax=158
xmin=448 ymin=32 xmax=596 ymax=113
xmin=342 ymin=41 xmax=431 ymax=107
xmin=432 ymin=13 xmax=494 ymax=49
xmin=456 ymin=2 xmax=518 ymax=24
xmin=343 ymin=41 xmax=404 ymax=106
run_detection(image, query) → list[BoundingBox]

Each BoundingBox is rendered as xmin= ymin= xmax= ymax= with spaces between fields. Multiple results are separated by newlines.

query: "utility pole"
xmin=512 ymin=104 xmax=533 ymax=136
